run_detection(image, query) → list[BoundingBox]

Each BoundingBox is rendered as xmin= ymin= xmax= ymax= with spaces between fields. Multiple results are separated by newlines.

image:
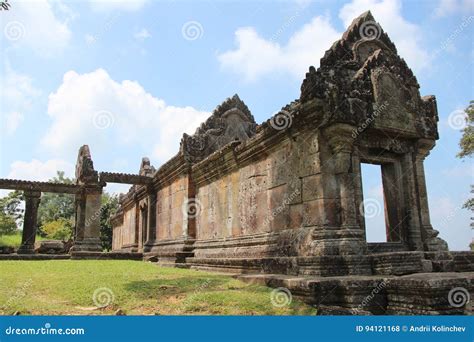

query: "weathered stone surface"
xmin=0 ymin=246 xmax=15 ymax=254
xmin=34 ymin=240 xmax=66 ymax=254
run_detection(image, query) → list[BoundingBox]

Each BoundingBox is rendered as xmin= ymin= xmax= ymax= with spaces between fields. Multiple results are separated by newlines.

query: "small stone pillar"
xmin=146 ymin=188 xmax=157 ymax=244
xmin=71 ymin=187 xmax=103 ymax=252
xmin=416 ymin=139 xmax=448 ymax=252
xmin=71 ymin=145 xmax=103 ymax=254
xmin=17 ymin=190 xmax=41 ymax=254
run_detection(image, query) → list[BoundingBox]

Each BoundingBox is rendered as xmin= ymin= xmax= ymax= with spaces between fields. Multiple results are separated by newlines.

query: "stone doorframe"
xmin=351 ymin=134 xmax=448 ymax=253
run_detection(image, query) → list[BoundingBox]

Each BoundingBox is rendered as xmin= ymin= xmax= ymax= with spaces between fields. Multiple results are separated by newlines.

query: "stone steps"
xmin=237 ymin=272 xmax=474 ymax=315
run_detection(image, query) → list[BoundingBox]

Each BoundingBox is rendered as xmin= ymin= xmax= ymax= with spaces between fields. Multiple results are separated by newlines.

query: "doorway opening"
xmin=360 ymin=162 xmax=402 ymax=243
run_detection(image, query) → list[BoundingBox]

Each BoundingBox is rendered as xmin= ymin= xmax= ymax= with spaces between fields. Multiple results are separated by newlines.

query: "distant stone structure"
xmin=0 ymin=12 xmax=472 ymax=314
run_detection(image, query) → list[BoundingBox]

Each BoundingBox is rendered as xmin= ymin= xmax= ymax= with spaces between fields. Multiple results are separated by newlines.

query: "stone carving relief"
xmin=298 ymin=11 xmax=438 ymax=140
xmin=139 ymin=157 xmax=156 ymax=176
xmin=180 ymin=94 xmax=257 ymax=163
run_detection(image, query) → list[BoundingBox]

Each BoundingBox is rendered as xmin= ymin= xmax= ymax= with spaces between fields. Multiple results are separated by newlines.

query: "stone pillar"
xmin=146 ymin=189 xmax=156 ymax=243
xmin=74 ymin=191 xmax=86 ymax=242
xmin=318 ymin=124 xmax=366 ymax=255
xmin=17 ymin=191 xmax=41 ymax=254
xmin=415 ymin=139 xmax=448 ymax=252
xmin=71 ymin=187 xmax=103 ymax=252
xmin=71 ymin=145 xmax=104 ymax=254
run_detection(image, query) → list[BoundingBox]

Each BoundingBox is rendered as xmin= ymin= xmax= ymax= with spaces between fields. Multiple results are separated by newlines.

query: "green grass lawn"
xmin=0 ymin=233 xmax=46 ymax=247
xmin=0 ymin=260 xmax=316 ymax=315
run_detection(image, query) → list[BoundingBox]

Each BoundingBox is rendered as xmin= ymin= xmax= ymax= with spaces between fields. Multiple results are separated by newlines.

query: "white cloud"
xmin=219 ymin=0 xmax=430 ymax=82
xmin=433 ymin=0 xmax=474 ymax=18
xmin=1 ymin=0 xmax=72 ymax=57
xmin=0 ymin=65 xmax=41 ymax=136
xmin=7 ymin=159 xmax=74 ymax=181
xmin=339 ymin=0 xmax=431 ymax=72
xmin=218 ymin=15 xmax=340 ymax=81
xmin=134 ymin=28 xmax=151 ymax=41
xmin=41 ymin=69 xmax=209 ymax=163
xmin=89 ymin=0 xmax=148 ymax=12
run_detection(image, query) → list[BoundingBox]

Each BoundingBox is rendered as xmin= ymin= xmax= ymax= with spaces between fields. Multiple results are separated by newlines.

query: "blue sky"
xmin=0 ymin=0 xmax=472 ymax=250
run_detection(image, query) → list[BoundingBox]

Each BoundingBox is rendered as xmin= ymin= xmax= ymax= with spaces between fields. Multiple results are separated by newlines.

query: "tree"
xmin=457 ymin=101 xmax=474 ymax=249
xmin=37 ymin=171 xmax=75 ymax=236
xmin=0 ymin=190 xmax=24 ymax=224
xmin=0 ymin=213 xmax=17 ymax=235
xmin=457 ymin=101 xmax=474 ymax=159
xmin=99 ymin=193 xmax=120 ymax=251
xmin=0 ymin=191 xmax=23 ymax=235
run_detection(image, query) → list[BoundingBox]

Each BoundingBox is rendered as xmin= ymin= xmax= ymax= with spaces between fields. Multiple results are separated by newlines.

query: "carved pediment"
xmin=299 ymin=11 xmax=438 ymax=139
xmin=180 ymin=94 xmax=257 ymax=163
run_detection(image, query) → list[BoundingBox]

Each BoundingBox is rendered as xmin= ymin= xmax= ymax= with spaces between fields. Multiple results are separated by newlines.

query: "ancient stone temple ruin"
xmin=112 ymin=11 xmax=452 ymax=268
xmin=1 ymin=12 xmax=472 ymax=315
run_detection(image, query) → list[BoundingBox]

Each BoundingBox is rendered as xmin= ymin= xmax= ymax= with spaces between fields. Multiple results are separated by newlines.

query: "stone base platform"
xmin=187 ymin=255 xmax=374 ymax=276
xmin=0 ymin=254 xmax=71 ymax=260
xmin=70 ymin=251 xmax=143 ymax=260
xmin=237 ymin=272 xmax=474 ymax=315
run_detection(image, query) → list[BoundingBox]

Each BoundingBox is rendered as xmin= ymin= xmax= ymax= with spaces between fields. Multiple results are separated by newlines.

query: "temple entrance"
xmin=359 ymin=159 xmax=406 ymax=252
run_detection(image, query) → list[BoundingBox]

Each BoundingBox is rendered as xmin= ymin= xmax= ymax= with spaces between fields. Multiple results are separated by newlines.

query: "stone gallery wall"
xmin=111 ymin=11 xmax=449 ymax=274
xmin=156 ymin=175 xmax=189 ymax=241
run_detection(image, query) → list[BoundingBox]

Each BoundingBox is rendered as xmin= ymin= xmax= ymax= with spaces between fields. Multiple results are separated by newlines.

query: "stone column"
xmin=321 ymin=123 xmax=366 ymax=255
xmin=17 ymin=191 xmax=41 ymax=254
xmin=74 ymin=191 xmax=86 ymax=241
xmin=146 ymin=189 xmax=157 ymax=243
xmin=70 ymin=187 xmax=103 ymax=253
xmin=415 ymin=139 xmax=448 ymax=251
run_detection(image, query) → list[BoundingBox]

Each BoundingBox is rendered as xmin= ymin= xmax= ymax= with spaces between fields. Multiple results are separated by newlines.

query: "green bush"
xmin=41 ymin=218 xmax=73 ymax=240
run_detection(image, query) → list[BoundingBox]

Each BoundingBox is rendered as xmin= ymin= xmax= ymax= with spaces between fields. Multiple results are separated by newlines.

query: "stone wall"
xmin=156 ymin=175 xmax=189 ymax=241
xmin=111 ymin=11 xmax=451 ymax=275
